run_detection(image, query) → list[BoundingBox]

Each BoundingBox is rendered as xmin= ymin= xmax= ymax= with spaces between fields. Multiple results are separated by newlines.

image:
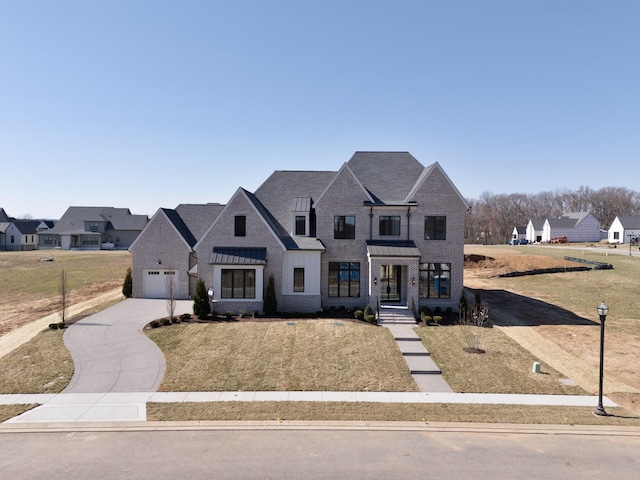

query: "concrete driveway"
xmin=63 ymin=299 xmax=192 ymax=393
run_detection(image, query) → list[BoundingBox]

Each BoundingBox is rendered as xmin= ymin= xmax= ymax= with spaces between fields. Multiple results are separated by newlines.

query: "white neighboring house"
xmin=526 ymin=219 xmax=545 ymax=243
xmin=608 ymin=216 xmax=640 ymax=244
xmin=510 ymin=226 xmax=526 ymax=243
xmin=542 ymin=212 xmax=601 ymax=243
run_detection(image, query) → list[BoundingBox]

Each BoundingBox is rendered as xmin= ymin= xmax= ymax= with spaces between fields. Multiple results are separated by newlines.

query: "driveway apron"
xmin=63 ymin=299 xmax=192 ymax=393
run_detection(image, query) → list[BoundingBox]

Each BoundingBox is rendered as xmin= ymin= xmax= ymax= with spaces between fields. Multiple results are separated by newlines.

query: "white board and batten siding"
xmin=281 ymin=250 xmax=322 ymax=295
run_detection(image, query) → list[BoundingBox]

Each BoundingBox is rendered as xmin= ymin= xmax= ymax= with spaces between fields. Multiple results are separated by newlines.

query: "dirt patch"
xmin=464 ymin=245 xmax=640 ymax=416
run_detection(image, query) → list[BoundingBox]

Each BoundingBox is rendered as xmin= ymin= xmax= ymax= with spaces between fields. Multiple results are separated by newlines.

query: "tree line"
xmin=464 ymin=186 xmax=640 ymax=244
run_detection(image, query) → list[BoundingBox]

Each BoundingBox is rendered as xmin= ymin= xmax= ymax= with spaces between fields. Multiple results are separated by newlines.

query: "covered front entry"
xmin=380 ymin=264 xmax=401 ymax=302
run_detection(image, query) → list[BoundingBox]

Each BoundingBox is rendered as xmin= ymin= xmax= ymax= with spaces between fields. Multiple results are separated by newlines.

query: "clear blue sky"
xmin=2 ymin=1 xmax=638 ymax=219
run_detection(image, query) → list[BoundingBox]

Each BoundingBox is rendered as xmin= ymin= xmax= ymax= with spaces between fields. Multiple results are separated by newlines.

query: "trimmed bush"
xmin=264 ymin=274 xmax=277 ymax=315
xmin=180 ymin=313 xmax=192 ymax=321
xmin=433 ymin=315 xmax=443 ymax=325
xmin=49 ymin=323 xmax=59 ymax=330
xmin=122 ymin=266 xmax=133 ymax=298
xmin=193 ymin=278 xmax=211 ymax=319
xmin=225 ymin=310 xmax=234 ymax=319
xmin=170 ymin=316 xmax=179 ymax=324
xmin=354 ymin=310 xmax=364 ymax=320
xmin=150 ymin=321 xmax=161 ymax=328
xmin=363 ymin=305 xmax=373 ymax=317
xmin=161 ymin=318 xmax=171 ymax=326
xmin=365 ymin=315 xmax=376 ymax=324
xmin=421 ymin=314 xmax=432 ymax=324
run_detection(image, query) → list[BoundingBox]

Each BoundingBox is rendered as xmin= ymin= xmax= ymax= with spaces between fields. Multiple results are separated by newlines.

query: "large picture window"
xmin=334 ymin=216 xmax=355 ymax=239
xmin=419 ymin=263 xmax=451 ymax=299
xmin=328 ymin=262 xmax=360 ymax=297
xmin=221 ymin=269 xmax=256 ymax=299
xmin=379 ymin=216 xmax=400 ymax=236
xmin=424 ymin=216 xmax=446 ymax=240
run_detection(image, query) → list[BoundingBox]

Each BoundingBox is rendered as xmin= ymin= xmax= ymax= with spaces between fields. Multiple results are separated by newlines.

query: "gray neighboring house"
xmin=44 ymin=207 xmax=149 ymax=250
xmin=542 ymin=212 xmax=601 ymax=243
xmin=130 ymin=204 xmax=225 ymax=299
xmin=130 ymin=152 xmax=469 ymax=315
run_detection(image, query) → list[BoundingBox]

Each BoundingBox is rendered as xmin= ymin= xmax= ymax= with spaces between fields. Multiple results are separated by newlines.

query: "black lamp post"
xmin=594 ymin=301 xmax=609 ymax=417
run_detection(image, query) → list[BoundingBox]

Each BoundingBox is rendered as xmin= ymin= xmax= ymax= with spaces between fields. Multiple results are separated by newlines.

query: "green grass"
xmin=148 ymin=320 xmax=417 ymax=392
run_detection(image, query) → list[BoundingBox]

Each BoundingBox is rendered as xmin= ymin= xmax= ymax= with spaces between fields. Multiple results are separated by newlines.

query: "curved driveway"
xmin=63 ymin=299 xmax=192 ymax=393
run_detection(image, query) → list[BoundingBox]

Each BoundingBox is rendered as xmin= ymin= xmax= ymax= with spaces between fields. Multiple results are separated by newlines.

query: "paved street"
xmin=1 ymin=424 xmax=639 ymax=479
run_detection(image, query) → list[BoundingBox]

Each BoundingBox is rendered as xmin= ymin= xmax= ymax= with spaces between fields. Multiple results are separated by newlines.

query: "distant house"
xmin=0 ymin=208 xmax=11 ymax=223
xmin=542 ymin=212 xmax=601 ymax=243
xmin=526 ymin=219 xmax=545 ymax=243
xmin=1 ymin=220 xmax=41 ymax=251
xmin=44 ymin=207 xmax=148 ymax=250
xmin=511 ymin=226 xmax=526 ymax=243
xmin=608 ymin=216 xmax=640 ymax=244
xmin=130 ymin=152 xmax=469 ymax=315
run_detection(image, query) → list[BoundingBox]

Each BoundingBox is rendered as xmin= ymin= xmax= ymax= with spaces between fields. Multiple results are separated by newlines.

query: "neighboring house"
xmin=131 ymin=152 xmax=469 ymax=315
xmin=608 ymin=216 xmax=640 ymax=244
xmin=542 ymin=212 xmax=601 ymax=243
xmin=510 ymin=226 xmax=526 ymax=243
xmin=526 ymin=219 xmax=545 ymax=243
xmin=130 ymin=203 xmax=225 ymax=299
xmin=1 ymin=220 xmax=41 ymax=251
xmin=0 ymin=208 xmax=11 ymax=223
xmin=45 ymin=207 xmax=148 ymax=250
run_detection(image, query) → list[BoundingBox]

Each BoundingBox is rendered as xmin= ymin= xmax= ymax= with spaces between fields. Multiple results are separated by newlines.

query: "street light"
xmin=594 ymin=301 xmax=609 ymax=417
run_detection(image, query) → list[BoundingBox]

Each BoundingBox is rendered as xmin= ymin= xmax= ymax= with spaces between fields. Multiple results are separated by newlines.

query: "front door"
xmin=380 ymin=265 xmax=401 ymax=302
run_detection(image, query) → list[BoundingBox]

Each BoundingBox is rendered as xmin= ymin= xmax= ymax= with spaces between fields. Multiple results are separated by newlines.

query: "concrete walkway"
xmin=0 ymin=300 xmax=620 ymax=424
xmin=1 ymin=391 xmax=619 ymax=423
xmin=378 ymin=306 xmax=453 ymax=393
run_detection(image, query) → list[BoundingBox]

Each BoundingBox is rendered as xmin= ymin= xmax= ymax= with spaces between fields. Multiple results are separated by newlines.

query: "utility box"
xmin=532 ymin=362 xmax=541 ymax=373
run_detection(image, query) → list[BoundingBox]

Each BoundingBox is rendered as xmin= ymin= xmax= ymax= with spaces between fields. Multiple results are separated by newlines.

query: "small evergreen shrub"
xmin=150 ymin=321 xmax=161 ymax=328
xmin=122 ymin=266 xmax=133 ymax=298
xmin=433 ymin=315 xmax=443 ymax=325
xmin=421 ymin=314 xmax=432 ymax=324
xmin=180 ymin=313 xmax=191 ymax=321
xmin=354 ymin=310 xmax=364 ymax=320
xmin=161 ymin=318 xmax=171 ymax=326
xmin=193 ymin=278 xmax=211 ymax=319
xmin=264 ymin=274 xmax=277 ymax=315
xmin=49 ymin=323 xmax=59 ymax=330
xmin=170 ymin=316 xmax=179 ymax=324
xmin=363 ymin=305 xmax=373 ymax=317
xmin=365 ymin=315 xmax=376 ymax=324
xmin=238 ymin=309 xmax=247 ymax=319
xmin=225 ymin=310 xmax=234 ymax=318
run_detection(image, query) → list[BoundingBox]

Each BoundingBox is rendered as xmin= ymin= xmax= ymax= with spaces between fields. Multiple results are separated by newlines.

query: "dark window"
xmin=295 ymin=216 xmax=306 ymax=236
xmin=328 ymin=262 xmax=360 ymax=297
xmin=379 ymin=216 xmax=400 ymax=236
xmin=613 ymin=232 xmax=619 ymax=240
xmin=424 ymin=216 xmax=446 ymax=240
xmin=221 ymin=269 xmax=256 ymax=299
xmin=419 ymin=263 xmax=451 ymax=299
xmin=234 ymin=215 xmax=246 ymax=237
xmin=89 ymin=222 xmax=99 ymax=232
xmin=10 ymin=235 xmax=14 ymax=244
xmin=293 ymin=268 xmax=305 ymax=292
xmin=334 ymin=216 xmax=355 ymax=239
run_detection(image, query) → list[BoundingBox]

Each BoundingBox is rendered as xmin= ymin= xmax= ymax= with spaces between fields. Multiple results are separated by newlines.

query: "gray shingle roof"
xmin=161 ymin=208 xmax=198 ymax=248
xmin=48 ymin=207 xmax=148 ymax=234
xmin=616 ymin=216 xmax=640 ymax=229
xmin=347 ymin=152 xmax=426 ymax=203
xmin=254 ymin=171 xmax=337 ymax=232
xmin=547 ymin=212 xmax=592 ymax=228
xmin=10 ymin=220 xmax=41 ymax=235
xmin=175 ymin=203 xmax=225 ymax=241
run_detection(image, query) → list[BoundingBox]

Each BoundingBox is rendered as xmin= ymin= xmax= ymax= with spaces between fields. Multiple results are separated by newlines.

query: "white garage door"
xmin=143 ymin=270 xmax=178 ymax=299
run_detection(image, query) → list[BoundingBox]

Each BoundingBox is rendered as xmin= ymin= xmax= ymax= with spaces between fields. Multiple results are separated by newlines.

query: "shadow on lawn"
xmin=468 ymin=288 xmax=598 ymax=327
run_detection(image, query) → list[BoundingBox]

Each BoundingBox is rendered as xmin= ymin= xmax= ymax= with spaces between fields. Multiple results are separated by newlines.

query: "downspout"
xmin=369 ymin=206 xmax=373 ymax=240
xmin=407 ymin=206 xmax=411 ymax=240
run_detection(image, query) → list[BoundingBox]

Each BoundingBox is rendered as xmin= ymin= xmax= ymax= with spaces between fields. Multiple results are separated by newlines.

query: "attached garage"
xmin=142 ymin=269 xmax=178 ymax=299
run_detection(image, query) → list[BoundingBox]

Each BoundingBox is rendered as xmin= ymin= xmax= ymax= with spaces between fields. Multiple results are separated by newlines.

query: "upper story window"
xmin=424 ymin=216 xmax=446 ymax=240
xmin=334 ymin=216 xmax=355 ymax=239
xmin=379 ymin=216 xmax=400 ymax=236
xmin=295 ymin=215 xmax=306 ymax=236
xmin=89 ymin=222 xmax=99 ymax=232
xmin=234 ymin=215 xmax=246 ymax=237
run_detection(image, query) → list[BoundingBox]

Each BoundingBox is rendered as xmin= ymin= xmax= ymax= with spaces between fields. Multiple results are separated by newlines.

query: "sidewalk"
xmin=1 ymin=391 xmax=619 ymax=423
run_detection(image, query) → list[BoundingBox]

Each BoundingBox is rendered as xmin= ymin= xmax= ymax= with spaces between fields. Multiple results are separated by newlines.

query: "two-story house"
xmin=131 ymin=152 xmax=468 ymax=315
xmin=45 ymin=207 xmax=148 ymax=250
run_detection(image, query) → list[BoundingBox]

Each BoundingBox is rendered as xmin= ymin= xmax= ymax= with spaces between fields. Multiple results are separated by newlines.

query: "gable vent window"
xmin=235 ymin=215 xmax=246 ymax=237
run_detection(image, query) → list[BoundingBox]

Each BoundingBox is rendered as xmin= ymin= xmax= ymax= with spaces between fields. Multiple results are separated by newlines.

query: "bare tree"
xmin=165 ymin=270 xmax=177 ymax=319
xmin=59 ymin=268 xmax=69 ymax=325
xmin=458 ymin=291 xmax=490 ymax=353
